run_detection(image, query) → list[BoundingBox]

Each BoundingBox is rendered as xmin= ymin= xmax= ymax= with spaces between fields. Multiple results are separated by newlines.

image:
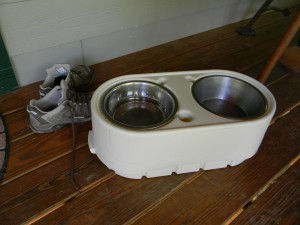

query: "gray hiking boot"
xmin=39 ymin=64 xmax=94 ymax=97
xmin=28 ymin=80 xmax=92 ymax=133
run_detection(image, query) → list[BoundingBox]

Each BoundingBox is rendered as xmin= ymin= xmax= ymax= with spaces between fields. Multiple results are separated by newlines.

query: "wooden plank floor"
xmin=1 ymin=6 xmax=300 ymax=224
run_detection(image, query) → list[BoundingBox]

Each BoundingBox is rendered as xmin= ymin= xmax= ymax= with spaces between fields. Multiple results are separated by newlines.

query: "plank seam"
xmin=0 ymin=143 xmax=88 ymax=186
xmin=124 ymin=171 xmax=205 ymax=225
xmin=223 ymin=103 xmax=300 ymax=224
xmin=22 ymin=172 xmax=115 ymax=225
xmin=270 ymin=101 xmax=300 ymax=126
xmin=2 ymin=107 xmax=25 ymax=117
xmin=223 ymin=154 xmax=300 ymax=225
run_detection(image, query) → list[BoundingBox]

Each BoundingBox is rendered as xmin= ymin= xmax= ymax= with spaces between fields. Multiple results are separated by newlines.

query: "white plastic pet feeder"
xmin=88 ymin=70 xmax=276 ymax=179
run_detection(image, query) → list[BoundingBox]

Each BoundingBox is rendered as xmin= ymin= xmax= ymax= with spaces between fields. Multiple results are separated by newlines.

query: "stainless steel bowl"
xmin=102 ymin=81 xmax=177 ymax=129
xmin=192 ymin=76 xmax=267 ymax=119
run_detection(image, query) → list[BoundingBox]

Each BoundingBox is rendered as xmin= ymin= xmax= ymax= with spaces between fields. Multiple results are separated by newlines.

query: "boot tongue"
xmin=58 ymin=80 xmax=69 ymax=105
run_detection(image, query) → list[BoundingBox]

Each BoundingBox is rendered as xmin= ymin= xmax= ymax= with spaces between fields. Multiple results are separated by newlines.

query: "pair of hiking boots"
xmin=27 ymin=64 xmax=94 ymax=133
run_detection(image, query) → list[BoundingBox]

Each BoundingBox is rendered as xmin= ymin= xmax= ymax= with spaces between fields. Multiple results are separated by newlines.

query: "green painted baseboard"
xmin=0 ymin=34 xmax=19 ymax=95
xmin=0 ymin=67 xmax=18 ymax=95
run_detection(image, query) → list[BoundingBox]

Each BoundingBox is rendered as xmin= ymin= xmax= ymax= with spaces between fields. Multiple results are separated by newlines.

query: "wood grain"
xmin=0 ymin=146 xmax=94 ymax=206
xmin=127 ymin=107 xmax=300 ymax=225
xmin=0 ymin=156 xmax=112 ymax=224
xmin=30 ymin=102 xmax=300 ymax=225
xmin=33 ymin=173 xmax=195 ymax=225
xmin=3 ymin=121 xmax=91 ymax=182
xmin=0 ymin=6 xmax=300 ymax=225
xmin=231 ymin=158 xmax=300 ymax=225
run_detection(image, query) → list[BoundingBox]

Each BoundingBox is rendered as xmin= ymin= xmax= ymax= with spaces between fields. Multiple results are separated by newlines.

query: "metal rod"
xmin=237 ymin=0 xmax=274 ymax=36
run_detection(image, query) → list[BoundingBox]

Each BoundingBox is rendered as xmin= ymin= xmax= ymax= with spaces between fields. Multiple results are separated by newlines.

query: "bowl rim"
xmin=191 ymin=75 xmax=268 ymax=120
xmin=100 ymin=80 xmax=178 ymax=129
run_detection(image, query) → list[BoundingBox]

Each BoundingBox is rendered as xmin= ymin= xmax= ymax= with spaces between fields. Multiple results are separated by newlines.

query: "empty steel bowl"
xmin=102 ymin=81 xmax=177 ymax=129
xmin=192 ymin=76 xmax=267 ymax=119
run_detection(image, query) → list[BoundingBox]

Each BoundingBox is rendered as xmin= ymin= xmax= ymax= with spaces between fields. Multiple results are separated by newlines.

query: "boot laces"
xmin=66 ymin=89 xmax=93 ymax=193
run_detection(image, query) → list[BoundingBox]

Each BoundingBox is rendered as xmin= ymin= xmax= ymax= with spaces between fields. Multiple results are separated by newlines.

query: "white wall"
xmin=0 ymin=0 xmax=298 ymax=86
